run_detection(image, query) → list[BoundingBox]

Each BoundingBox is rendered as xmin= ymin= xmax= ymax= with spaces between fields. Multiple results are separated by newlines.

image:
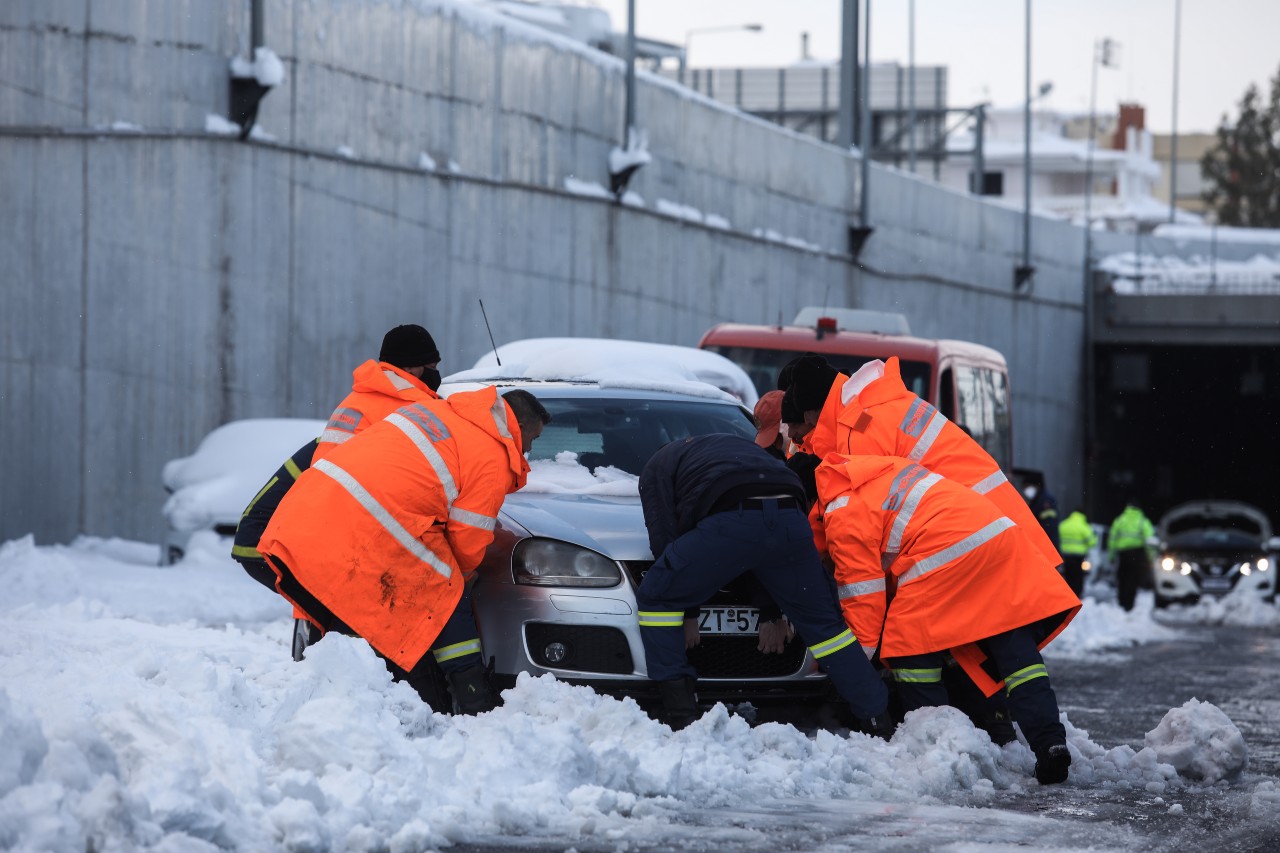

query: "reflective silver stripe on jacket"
xmin=490 ymin=397 xmax=513 ymax=440
xmin=838 ymin=577 xmax=887 ymax=599
xmin=972 ymin=469 xmax=1007 ymax=495
xmin=314 ymin=459 xmax=452 ymax=579
xmin=319 ymin=428 xmax=354 ymax=444
xmin=897 ymin=517 xmax=1016 ymax=586
xmin=886 ymin=472 xmax=942 ymax=554
xmin=906 ymin=410 xmax=947 ymax=462
xmin=825 ymin=496 xmax=850 ymax=514
xmin=448 ymin=506 xmax=496 ymax=531
xmin=384 ymin=369 xmax=415 ymax=391
xmin=386 ymin=412 xmax=459 ymax=505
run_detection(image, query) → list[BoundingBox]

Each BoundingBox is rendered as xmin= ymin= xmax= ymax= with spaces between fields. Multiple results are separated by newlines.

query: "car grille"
xmin=620 ymin=560 xmax=808 ymax=679
xmin=525 ymin=623 xmax=634 ymax=674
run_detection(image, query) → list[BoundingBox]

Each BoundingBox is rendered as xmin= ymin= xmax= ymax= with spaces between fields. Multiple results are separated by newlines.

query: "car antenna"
xmin=478 ymin=298 xmax=501 ymax=366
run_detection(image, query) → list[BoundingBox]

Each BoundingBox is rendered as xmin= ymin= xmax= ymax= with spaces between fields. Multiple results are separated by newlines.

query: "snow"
xmin=417 ymin=151 xmax=437 ymax=171
xmin=230 ymin=47 xmax=286 ymax=87
xmin=1155 ymin=223 xmax=1280 ymax=247
xmin=608 ymin=128 xmax=652 ymax=175
xmin=0 ymin=531 xmax=1267 ymax=851
xmin=564 ymin=176 xmax=612 ymax=199
xmin=1098 ymin=251 xmax=1280 ymax=293
xmin=204 ymin=114 xmax=241 ymax=136
xmin=523 ymin=452 xmax=639 ymax=496
xmin=445 ymin=337 xmax=759 ymax=406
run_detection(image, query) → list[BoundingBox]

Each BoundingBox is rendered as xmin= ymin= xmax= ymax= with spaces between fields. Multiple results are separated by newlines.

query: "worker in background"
xmin=1058 ymin=506 xmax=1096 ymax=598
xmin=1107 ymin=500 xmax=1156 ymax=612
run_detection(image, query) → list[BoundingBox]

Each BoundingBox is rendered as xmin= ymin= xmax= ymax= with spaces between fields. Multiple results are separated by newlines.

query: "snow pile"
xmin=1152 ymin=589 xmax=1280 ymax=628
xmin=1099 ymin=251 xmax=1280 ymax=293
xmin=230 ymin=46 xmax=286 ymax=86
xmin=1043 ymin=596 xmax=1179 ymax=658
xmin=523 ymin=452 xmax=639 ymax=496
xmin=0 ymin=533 xmax=1266 ymax=850
xmin=1144 ymin=699 xmax=1247 ymax=783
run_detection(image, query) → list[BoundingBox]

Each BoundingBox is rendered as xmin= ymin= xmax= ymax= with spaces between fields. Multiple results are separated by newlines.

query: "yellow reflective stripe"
xmin=906 ymin=411 xmax=946 ymax=461
xmin=1004 ymin=663 xmax=1049 ymax=693
xmin=825 ymin=495 xmax=850 ymax=514
xmin=448 ymin=506 xmax=496 ymax=531
xmin=838 ymin=578 xmax=886 ymax=599
xmin=284 ymin=457 xmax=304 ymax=479
xmin=972 ymin=469 xmax=1007 ymax=495
xmin=638 ymin=611 xmax=685 ymax=627
xmin=899 ymin=517 xmax=1016 ymax=585
xmin=887 ymin=472 xmax=942 ymax=553
xmin=231 ymin=544 xmax=263 ymax=559
xmin=432 ymin=639 xmax=482 ymax=663
xmin=385 ymin=412 xmax=458 ymax=505
xmin=314 ymin=459 xmax=452 ymax=579
xmin=810 ymin=629 xmax=857 ymax=659
xmin=241 ymin=476 xmax=279 ymax=519
xmin=893 ymin=668 xmax=942 ymax=683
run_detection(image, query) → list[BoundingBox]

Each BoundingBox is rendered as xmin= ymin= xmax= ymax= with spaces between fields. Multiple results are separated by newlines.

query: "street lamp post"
xmin=678 ymin=23 xmax=763 ymax=85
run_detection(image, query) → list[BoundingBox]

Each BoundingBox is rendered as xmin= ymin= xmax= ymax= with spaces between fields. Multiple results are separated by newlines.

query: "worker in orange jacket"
xmin=815 ymin=453 xmax=1081 ymax=784
xmin=232 ymin=325 xmax=446 ymax=663
xmin=782 ymin=355 xmax=1061 ymax=570
xmin=259 ymin=387 xmax=550 ymax=713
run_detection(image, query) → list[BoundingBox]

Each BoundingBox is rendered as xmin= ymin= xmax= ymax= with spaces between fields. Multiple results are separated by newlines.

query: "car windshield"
xmin=1166 ymin=529 xmax=1262 ymax=552
xmin=532 ymin=397 xmax=756 ymax=476
xmin=707 ymin=345 xmax=931 ymax=399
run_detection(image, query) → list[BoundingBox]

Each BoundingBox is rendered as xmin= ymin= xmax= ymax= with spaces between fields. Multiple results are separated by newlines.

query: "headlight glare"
xmin=1240 ymin=562 xmax=1252 ymax=576
xmin=513 ymin=539 xmax=621 ymax=588
xmin=1160 ymin=556 xmax=1175 ymax=572
xmin=1258 ymin=558 xmax=1270 ymax=572
xmin=1180 ymin=562 xmax=1193 ymax=576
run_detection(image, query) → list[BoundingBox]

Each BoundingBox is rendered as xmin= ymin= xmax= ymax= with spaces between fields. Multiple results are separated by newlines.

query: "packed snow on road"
xmin=1 ymin=532 xmax=1276 ymax=852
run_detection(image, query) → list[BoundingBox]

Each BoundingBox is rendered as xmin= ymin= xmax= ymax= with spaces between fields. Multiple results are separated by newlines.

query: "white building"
xmin=938 ymin=106 xmax=1200 ymax=233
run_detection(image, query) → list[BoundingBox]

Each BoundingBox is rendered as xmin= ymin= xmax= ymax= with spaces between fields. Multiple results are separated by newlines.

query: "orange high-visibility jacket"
xmin=259 ymin=386 xmax=529 ymax=671
xmin=816 ymin=454 xmax=1080 ymax=695
xmin=807 ymin=357 xmax=1060 ymax=569
xmin=315 ymin=360 xmax=439 ymax=462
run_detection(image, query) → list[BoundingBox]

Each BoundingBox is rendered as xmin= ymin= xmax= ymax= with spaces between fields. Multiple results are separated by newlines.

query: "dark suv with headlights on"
xmin=1153 ymin=501 xmax=1279 ymax=607
xmin=443 ymin=379 xmax=839 ymax=711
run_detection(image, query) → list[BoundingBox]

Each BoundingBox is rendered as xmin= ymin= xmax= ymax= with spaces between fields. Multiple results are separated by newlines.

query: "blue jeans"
xmin=637 ymin=500 xmax=887 ymax=720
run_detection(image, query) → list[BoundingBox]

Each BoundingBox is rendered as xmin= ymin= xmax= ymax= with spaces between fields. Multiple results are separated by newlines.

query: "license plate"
xmin=1200 ymin=577 xmax=1232 ymax=592
xmin=698 ymin=607 xmax=760 ymax=635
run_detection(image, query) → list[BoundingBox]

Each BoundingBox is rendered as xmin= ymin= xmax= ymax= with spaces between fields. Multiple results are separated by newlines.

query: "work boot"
xmin=1034 ymin=743 xmax=1072 ymax=785
xmin=656 ymin=676 xmax=701 ymax=730
xmin=855 ymin=711 xmax=897 ymax=741
xmin=447 ymin=663 xmax=502 ymax=715
xmin=291 ymin=618 xmax=320 ymax=662
xmin=985 ymin=707 xmax=1018 ymax=746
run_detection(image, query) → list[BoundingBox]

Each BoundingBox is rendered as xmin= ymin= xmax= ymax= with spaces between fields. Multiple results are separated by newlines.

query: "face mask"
xmin=422 ymin=367 xmax=442 ymax=392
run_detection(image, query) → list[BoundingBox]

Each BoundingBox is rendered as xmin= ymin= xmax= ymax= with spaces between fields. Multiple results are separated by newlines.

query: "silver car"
xmin=1152 ymin=500 xmax=1279 ymax=607
xmin=445 ymin=379 xmax=837 ymax=709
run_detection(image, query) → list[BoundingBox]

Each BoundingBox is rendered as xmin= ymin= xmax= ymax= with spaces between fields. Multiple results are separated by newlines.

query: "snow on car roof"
xmin=161 ymin=418 xmax=326 ymax=532
xmin=444 ymin=337 xmax=758 ymax=406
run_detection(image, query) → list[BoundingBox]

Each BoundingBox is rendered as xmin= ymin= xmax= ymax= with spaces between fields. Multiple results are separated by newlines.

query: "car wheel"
xmin=1153 ymin=594 xmax=1171 ymax=609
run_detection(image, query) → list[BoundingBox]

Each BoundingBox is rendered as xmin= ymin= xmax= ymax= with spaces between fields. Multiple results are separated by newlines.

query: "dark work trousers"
xmin=886 ymin=626 xmax=1065 ymax=753
xmin=636 ymin=499 xmax=888 ymax=720
xmin=1115 ymin=549 xmax=1147 ymax=611
xmin=268 ymin=555 xmax=483 ymax=707
xmin=234 ymin=556 xmax=280 ymax=593
xmin=1060 ymin=555 xmax=1086 ymax=598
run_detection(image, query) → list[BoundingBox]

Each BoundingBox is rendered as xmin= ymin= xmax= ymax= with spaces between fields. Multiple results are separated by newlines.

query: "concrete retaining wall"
xmin=2 ymin=0 xmax=1129 ymax=544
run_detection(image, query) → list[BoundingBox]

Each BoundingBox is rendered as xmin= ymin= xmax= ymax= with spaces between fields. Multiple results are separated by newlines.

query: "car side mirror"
xmin=1146 ymin=535 xmax=1161 ymax=548
xmin=1267 ymin=536 xmax=1280 ymax=552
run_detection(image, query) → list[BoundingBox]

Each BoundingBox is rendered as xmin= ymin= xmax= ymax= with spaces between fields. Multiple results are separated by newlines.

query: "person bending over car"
xmin=635 ymin=433 xmax=893 ymax=736
xmin=258 ymin=387 xmax=549 ymax=715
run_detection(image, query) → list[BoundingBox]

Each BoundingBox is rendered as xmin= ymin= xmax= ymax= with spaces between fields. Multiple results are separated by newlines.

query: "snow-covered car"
xmin=444 ymin=341 xmax=835 ymax=709
xmin=160 ymin=418 xmax=326 ymax=565
xmin=1152 ymin=501 xmax=1280 ymax=607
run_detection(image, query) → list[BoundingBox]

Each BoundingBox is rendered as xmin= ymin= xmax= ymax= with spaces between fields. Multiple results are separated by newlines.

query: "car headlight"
xmin=1180 ymin=562 xmax=1193 ymax=576
xmin=1240 ymin=562 xmax=1252 ymax=576
xmin=1081 ymin=560 xmax=1092 ymax=572
xmin=513 ymin=539 xmax=622 ymax=588
xmin=1258 ymin=557 xmax=1270 ymax=572
xmin=1160 ymin=556 xmax=1175 ymax=572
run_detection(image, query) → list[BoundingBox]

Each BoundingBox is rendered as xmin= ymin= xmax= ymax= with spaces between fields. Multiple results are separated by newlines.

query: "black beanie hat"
xmin=780 ymin=387 xmax=805 ymax=425
xmin=379 ymin=324 xmax=441 ymax=368
xmin=788 ymin=354 xmax=839 ymax=413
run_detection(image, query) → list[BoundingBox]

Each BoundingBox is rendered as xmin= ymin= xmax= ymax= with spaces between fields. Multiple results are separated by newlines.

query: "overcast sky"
xmin=593 ymin=0 xmax=1280 ymax=134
